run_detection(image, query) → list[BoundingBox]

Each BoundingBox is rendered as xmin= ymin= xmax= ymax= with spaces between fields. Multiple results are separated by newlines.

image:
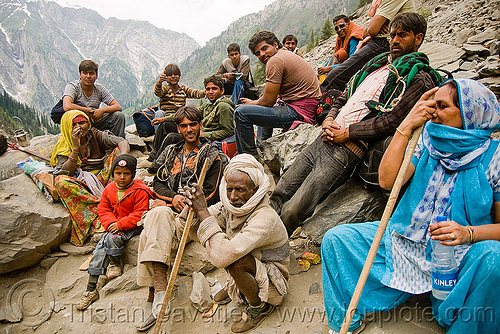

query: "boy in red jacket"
xmin=76 ymin=154 xmax=154 ymax=310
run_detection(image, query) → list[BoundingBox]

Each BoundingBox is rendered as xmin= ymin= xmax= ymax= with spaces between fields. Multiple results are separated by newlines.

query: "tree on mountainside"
xmin=321 ymin=16 xmax=334 ymax=41
xmin=253 ymin=62 xmax=266 ymax=86
xmin=357 ymin=0 xmax=371 ymax=10
xmin=0 ymin=91 xmax=59 ymax=138
xmin=306 ymin=29 xmax=318 ymax=53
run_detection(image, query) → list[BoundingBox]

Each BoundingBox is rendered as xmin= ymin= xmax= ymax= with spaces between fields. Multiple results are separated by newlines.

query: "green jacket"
xmin=200 ymin=96 xmax=235 ymax=141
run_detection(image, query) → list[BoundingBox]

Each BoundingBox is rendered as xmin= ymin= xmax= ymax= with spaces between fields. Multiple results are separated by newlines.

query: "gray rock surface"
xmin=122 ymin=236 xmax=215 ymax=276
xmin=260 ymin=124 xmax=321 ymax=176
xmin=467 ymin=28 xmax=499 ymax=44
xmin=100 ymin=267 xmax=141 ymax=298
xmin=419 ymin=42 xmax=465 ymax=69
xmin=462 ymin=43 xmax=491 ymax=57
xmin=456 ymin=29 xmax=474 ymax=46
xmin=0 ymin=174 xmax=71 ymax=274
xmin=125 ymin=132 xmax=147 ymax=150
xmin=0 ymin=134 xmax=58 ymax=181
xmin=491 ymin=41 xmax=500 ymax=55
xmin=301 ymin=178 xmax=386 ymax=245
xmin=477 ymin=55 xmax=500 ymax=77
xmin=59 ymin=242 xmax=94 ymax=256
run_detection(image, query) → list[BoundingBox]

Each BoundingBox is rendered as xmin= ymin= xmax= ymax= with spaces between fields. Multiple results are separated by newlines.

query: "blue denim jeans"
xmin=225 ymin=79 xmax=249 ymax=105
xmin=87 ymin=226 xmax=142 ymax=276
xmin=234 ymin=103 xmax=301 ymax=155
xmin=270 ymin=136 xmax=362 ymax=234
xmin=154 ymin=110 xmax=166 ymax=132
xmin=320 ymin=37 xmax=389 ymax=93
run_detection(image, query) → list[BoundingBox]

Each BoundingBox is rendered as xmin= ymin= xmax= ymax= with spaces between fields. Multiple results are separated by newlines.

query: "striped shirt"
xmin=63 ymin=80 xmax=115 ymax=109
xmin=154 ymin=83 xmax=205 ymax=113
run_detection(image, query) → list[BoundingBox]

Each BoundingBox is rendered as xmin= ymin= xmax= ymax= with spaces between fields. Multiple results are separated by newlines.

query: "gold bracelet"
xmin=466 ymin=225 xmax=475 ymax=244
xmin=396 ymin=127 xmax=411 ymax=141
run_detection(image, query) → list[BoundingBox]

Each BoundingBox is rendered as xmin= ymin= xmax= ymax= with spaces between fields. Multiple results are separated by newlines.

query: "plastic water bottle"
xmin=431 ymin=216 xmax=458 ymax=300
xmin=318 ymin=61 xmax=326 ymax=83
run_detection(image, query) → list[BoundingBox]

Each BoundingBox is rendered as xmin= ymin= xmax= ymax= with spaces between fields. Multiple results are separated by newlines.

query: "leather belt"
xmin=344 ymin=140 xmax=365 ymax=159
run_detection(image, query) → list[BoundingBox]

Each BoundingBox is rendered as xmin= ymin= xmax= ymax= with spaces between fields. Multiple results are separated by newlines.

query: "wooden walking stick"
xmin=153 ymin=158 xmax=210 ymax=334
xmin=339 ymin=125 xmax=424 ymax=334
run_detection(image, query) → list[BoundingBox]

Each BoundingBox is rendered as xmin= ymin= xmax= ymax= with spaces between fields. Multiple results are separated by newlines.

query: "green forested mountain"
xmin=0 ymin=91 xmax=59 ymax=139
xmin=0 ymin=0 xmax=199 ymax=116
xmin=180 ymin=0 xmax=358 ymax=88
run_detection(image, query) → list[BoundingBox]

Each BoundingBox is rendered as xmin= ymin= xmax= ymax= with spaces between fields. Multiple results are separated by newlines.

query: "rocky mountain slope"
xmin=0 ymin=0 xmax=499 ymax=333
xmin=179 ymin=0 xmax=359 ymax=88
xmin=306 ymin=0 xmax=500 ymax=97
xmin=0 ymin=0 xmax=199 ymax=114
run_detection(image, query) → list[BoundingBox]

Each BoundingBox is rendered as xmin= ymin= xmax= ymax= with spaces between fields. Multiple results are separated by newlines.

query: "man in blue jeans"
xmin=271 ymin=12 xmax=443 ymax=235
xmin=235 ymin=31 xmax=321 ymax=156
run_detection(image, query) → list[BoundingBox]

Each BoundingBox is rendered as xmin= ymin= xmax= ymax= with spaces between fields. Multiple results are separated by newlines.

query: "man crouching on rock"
xmin=140 ymin=154 xmax=289 ymax=332
xmin=185 ymin=154 xmax=289 ymax=332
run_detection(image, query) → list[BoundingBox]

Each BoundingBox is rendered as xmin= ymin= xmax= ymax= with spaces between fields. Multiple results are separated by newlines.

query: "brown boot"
xmin=230 ymin=303 xmax=274 ymax=333
xmin=75 ymin=289 xmax=99 ymax=310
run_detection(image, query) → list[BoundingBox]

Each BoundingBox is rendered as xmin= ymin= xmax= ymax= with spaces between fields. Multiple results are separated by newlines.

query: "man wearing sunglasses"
xmin=318 ymin=15 xmax=364 ymax=77
xmin=320 ymin=0 xmax=415 ymax=93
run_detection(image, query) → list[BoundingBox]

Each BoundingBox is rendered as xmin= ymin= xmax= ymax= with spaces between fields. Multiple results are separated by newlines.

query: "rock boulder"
xmin=302 ymin=178 xmax=386 ymax=245
xmin=0 ymin=174 xmax=71 ymax=274
xmin=0 ymin=134 xmax=58 ymax=182
xmin=260 ymin=124 xmax=321 ymax=176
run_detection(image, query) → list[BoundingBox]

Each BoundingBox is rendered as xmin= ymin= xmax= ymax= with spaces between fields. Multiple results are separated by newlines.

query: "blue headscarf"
xmin=389 ymin=79 xmax=500 ymax=242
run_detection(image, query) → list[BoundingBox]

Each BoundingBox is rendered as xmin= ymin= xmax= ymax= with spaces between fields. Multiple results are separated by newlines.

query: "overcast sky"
xmin=53 ymin=0 xmax=276 ymax=45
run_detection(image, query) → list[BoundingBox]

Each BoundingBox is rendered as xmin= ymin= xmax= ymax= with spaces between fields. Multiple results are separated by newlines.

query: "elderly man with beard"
xmin=145 ymin=154 xmax=289 ymax=333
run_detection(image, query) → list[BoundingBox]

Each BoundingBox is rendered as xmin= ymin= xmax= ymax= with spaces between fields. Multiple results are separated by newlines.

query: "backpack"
xmin=315 ymin=89 xmax=343 ymax=124
xmin=51 ymin=99 xmax=65 ymax=124
xmin=244 ymin=70 xmax=260 ymax=100
xmin=133 ymin=105 xmax=158 ymax=137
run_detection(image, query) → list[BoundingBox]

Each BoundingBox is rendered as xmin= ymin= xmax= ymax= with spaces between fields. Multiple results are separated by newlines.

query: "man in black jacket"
xmin=135 ymin=106 xmax=225 ymax=331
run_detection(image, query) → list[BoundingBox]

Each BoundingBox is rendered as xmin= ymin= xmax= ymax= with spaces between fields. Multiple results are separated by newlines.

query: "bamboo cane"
xmin=153 ymin=158 xmax=210 ymax=334
xmin=339 ymin=125 xmax=423 ymax=334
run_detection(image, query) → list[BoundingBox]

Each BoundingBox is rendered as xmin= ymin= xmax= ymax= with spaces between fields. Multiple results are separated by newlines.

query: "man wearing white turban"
xmin=183 ymin=153 xmax=290 ymax=333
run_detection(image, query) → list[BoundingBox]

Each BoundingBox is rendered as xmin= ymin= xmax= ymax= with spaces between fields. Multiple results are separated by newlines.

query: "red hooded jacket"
xmin=98 ymin=179 xmax=154 ymax=231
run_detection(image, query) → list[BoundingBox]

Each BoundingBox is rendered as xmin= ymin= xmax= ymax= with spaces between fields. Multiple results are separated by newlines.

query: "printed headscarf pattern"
xmin=389 ymin=79 xmax=500 ymax=245
xmin=50 ymin=110 xmax=91 ymax=167
xmin=219 ymin=154 xmax=270 ymax=217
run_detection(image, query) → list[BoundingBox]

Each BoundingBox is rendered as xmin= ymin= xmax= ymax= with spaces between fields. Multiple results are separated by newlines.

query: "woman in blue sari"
xmin=321 ymin=78 xmax=500 ymax=334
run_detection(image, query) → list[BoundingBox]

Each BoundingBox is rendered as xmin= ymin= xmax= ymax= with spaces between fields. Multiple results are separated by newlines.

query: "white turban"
xmin=219 ymin=154 xmax=270 ymax=216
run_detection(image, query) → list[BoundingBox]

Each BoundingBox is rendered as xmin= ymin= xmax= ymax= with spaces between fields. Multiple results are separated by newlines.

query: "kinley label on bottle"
xmin=432 ymin=272 xmax=458 ymax=291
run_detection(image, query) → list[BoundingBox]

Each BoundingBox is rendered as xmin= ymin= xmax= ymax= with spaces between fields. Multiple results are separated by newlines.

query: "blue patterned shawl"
xmin=389 ymin=79 xmax=500 ymax=241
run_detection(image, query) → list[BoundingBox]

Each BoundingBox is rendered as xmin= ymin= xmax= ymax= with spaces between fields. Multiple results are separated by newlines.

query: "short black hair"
xmin=227 ymin=43 xmax=240 ymax=54
xmin=390 ymin=12 xmax=427 ymax=41
xmin=282 ymin=34 xmax=298 ymax=45
xmin=333 ymin=14 xmax=350 ymax=24
xmin=164 ymin=64 xmax=181 ymax=76
xmin=204 ymin=75 xmax=224 ymax=90
xmin=174 ymin=106 xmax=202 ymax=124
xmin=248 ymin=31 xmax=282 ymax=55
xmin=79 ymin=60 xmax=98 ymax=75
